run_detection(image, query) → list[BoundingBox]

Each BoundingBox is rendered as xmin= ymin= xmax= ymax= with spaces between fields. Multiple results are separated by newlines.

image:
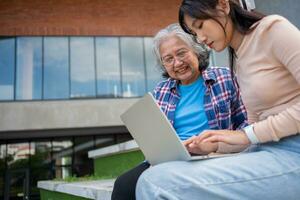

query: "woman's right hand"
xmin=183 ymin=136 xmax=218 ymax=155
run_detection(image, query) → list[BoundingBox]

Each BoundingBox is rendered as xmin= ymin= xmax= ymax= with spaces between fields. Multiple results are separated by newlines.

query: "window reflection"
xmin=30 ymin=140 xmax=52 ymax=198
xmin=0 ymin=36 xmax=185 ymax=101
xmin=16 ymin=37 xmax=42 ymax=100
xmin=0 ymin=144 xmax=6 ymax=199
xmin=73 ymin=136 xmax=94 ymax=176
xmin=0 ymin=38 xmax=15 ymax=100
xmin=96 ymin=37 xmax=121 ymax=97
xmin=144 ymin=37 xmax=162 ymax=92
xmin=121 ymin=37 xmax=146 ymax=97
xmin=52 ymin=139 xmax=73 ymax=179
xmin=7 ymin=142 xmax=31 ymax=169
xmin=70 ymin=37 xmax=96 ymax=98
xmin=44 ymin=37 xmax=69 ymax=99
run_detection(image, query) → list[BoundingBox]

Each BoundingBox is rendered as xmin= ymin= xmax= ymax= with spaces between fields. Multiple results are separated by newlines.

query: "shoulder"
xmin=152 ymin=78 xmax=176 ymax=97
xmin=154 ymin=78 xmax=175 ymax=89
xmin=254 ymin=15 xmax=297 ymax=34
xmin=204 ymin=66 xmax=238 ymax=93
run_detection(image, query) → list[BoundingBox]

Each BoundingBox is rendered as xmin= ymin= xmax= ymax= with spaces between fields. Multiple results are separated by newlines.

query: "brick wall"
xmin=0 ymin=0 xmax=182 ymax=36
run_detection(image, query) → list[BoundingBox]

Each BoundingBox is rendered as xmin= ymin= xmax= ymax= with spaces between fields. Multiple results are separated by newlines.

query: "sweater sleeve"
xmin=247 ymin=110 xmax=259 ymax=125
xmin=252 ymin=17 xmax=300 ymax=143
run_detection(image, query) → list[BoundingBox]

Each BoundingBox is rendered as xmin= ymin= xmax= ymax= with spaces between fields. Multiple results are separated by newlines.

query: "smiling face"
xmin=159 ymin=35 xmax=200 ymax=85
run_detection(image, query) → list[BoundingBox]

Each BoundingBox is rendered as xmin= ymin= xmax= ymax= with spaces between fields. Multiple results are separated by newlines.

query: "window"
xmin=44 ymin=37 xmax=69 ymax=99
xmin=16 ymin=37 xmax=42 ymax=100
xmin=0 ymin=144 xmax=6 ymax=199
xmin=70 ymin=37 xmax=96 ymax=98
xmin=121 ymin=37 xmax=146 ymax=97
xmin=96 ymin=37 xmax=121 ymax=97
xmin=1 ymin=36 xmax=164 ymax=101
xmin=52 ymin=138 xmax=73 ymax=179
xmin=144 ymin=37 xmax=162 ymax=92
xmin=0 ymin=38 xmax=15 ymax=100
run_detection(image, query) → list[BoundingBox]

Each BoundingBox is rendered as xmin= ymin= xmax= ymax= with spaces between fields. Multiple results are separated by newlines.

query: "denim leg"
xmin=136 ymin=136 xmax=300 ymax=200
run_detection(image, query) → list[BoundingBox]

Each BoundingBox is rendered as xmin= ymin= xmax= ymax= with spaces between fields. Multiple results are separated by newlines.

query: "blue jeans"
xmin=136 ymin=135 xmax=300 ymax=200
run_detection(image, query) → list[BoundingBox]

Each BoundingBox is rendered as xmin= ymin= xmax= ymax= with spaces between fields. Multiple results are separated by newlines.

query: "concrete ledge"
xmin=88 ymin=140 xmax=139 ymax=159
xmin=0 ymin=98 xmax=139 ymax=132
xmin=38 ymin=179 xmax=114 ymax=200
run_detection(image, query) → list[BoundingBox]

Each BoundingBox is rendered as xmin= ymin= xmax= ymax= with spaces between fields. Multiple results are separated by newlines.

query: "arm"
xmin=246 ymin=110 xmax=259 ymax=125
xmin=230 ymin=73 xmax=248 ymax=129
xmin=252 ymin=17 xmax=300 ymax=143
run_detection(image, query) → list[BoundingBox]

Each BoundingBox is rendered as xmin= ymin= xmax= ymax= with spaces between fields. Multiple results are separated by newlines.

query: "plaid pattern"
xmin=152 ymin=67 xmax=248 ymax=130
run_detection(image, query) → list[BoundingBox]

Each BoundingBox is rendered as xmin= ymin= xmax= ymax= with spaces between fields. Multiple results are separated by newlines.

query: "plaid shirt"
xmin=152 ymin=67 xmax=248 ymax=130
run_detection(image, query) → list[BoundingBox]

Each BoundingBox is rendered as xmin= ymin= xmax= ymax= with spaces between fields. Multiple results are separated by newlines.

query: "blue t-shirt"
xmin=174 ymin=77 xmax=210 ymax=140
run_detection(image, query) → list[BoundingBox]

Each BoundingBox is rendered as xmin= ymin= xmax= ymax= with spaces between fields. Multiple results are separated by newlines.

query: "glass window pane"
xmin=52 ymin=139 xmax=73 ymax=179
xmin=7 ymin=143 xmax=30 ymax=169
xmin=30 ymin=168 xmax=52 ymax=198
xmin=0 ymin=144 xmax=6 ymax=199
xmin=54 ymin=166 xmax=72 ymax=179
xmin=44 ymin=37 xmax=69 ymax=99
xmin=0 ymin=38 xmax=15 ymax=100
xmin=70 ymin=37 xmax=96 ymax=98
xmin=31 ymin=141 xmax=52 ymax=168
xmin=0 ymin=144 xmax=6 ymax=170
xmin=73 ymin=136 xmax=93 ymax=176
xmin=144 ymin=37 xmax=162 ymax=92
xmin=96 ymin=37 xmax=121 ymax=97
xmin=16 ymin=37 xmax=42 ymax=100
xmin=8 ymin=169 xmax=29 ymax=199
xmin=121 ymin=37 xmax=146 ymax=97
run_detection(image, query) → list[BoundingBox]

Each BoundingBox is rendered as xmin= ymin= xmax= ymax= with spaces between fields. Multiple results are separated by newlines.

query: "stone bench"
xmin=38 ymin=179 xmax=114 ymax=200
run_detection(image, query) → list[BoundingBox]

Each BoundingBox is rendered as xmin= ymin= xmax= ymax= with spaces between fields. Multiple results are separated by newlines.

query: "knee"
xmin=136 ymin=164 xmax=178 ymax=199
xmin=111 ymin=174 xmax=129 ymax=200
xmin=136 ymin=170 xmax=152 ymax=198
xmin=113 ymin=174 xmax=125 ymax=191
xmin=136 ymin=163 xmax=170 ymax=192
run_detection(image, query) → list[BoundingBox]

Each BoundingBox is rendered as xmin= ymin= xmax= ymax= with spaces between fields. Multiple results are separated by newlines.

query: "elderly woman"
xmin=111 ymin=23 xmax=247 ymax=200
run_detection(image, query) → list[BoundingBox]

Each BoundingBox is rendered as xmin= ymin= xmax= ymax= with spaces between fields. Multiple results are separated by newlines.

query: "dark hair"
xmin=179 ymin=0 xmax=265 ymax=72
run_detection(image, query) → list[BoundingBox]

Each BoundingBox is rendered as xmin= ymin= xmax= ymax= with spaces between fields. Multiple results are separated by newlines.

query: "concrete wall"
xmin=0 ymin=98 xmax=138 ymax=132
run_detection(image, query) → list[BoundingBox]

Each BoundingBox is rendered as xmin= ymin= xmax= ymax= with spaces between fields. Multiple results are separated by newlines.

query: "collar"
xmin=168 ymin=68 xmax=216 ymax=93
xmin=202 ymin=68 xmax=217 ymax=85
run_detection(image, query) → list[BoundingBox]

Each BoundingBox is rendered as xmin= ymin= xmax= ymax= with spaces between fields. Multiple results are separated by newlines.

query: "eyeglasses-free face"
xmin=159 ymin=35 xmax=200 ymax=85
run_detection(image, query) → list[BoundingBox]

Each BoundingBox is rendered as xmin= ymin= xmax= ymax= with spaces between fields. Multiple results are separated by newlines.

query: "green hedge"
xmin=94 ymin=150 xmax=145 ymax=178
xmin=40 ymin=189 xmax=92 ymax=200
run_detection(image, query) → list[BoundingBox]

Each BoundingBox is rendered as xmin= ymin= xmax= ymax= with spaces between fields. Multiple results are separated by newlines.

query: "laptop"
xmin=121 ymin=92 xmax=238 ymax=165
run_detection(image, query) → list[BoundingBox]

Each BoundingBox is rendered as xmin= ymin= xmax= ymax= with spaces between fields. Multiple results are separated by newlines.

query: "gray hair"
xmin=153 ymin=23 xmax=210 ymax=78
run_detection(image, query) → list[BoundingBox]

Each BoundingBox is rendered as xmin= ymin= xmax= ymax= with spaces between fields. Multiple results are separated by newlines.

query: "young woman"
xmin=111 ymin=23 xmax=247 ymax=200
xmin=136 ymin=0 xmax=300 ymax=199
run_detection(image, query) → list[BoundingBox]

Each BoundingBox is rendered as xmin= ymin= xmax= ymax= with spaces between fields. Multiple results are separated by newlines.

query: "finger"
xmin=202 ymin=134 xmax=234 ymax=144
xmin=183 ymin=135 xmax=196 ymax=146
xmin=186 ymin=146 xmax=204 ymax=155
xmin=196 ymin=131 xmax=224 ymax=143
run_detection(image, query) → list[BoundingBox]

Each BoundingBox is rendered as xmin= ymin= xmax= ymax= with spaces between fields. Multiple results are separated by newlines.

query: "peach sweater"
xmin=236 ymin=15 xmax=300 ymax=143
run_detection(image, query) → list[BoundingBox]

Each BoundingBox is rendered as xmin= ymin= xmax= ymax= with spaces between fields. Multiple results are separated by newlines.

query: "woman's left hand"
xmin=183 ymin=130 xmax=251 ymax=155
xmin=194 ymin=130 xmax=251 ymax=145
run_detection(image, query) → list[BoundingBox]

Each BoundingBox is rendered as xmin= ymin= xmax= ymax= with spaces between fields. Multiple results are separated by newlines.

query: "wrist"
xmin=242 ymin=124 xmax=260 ymax=144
